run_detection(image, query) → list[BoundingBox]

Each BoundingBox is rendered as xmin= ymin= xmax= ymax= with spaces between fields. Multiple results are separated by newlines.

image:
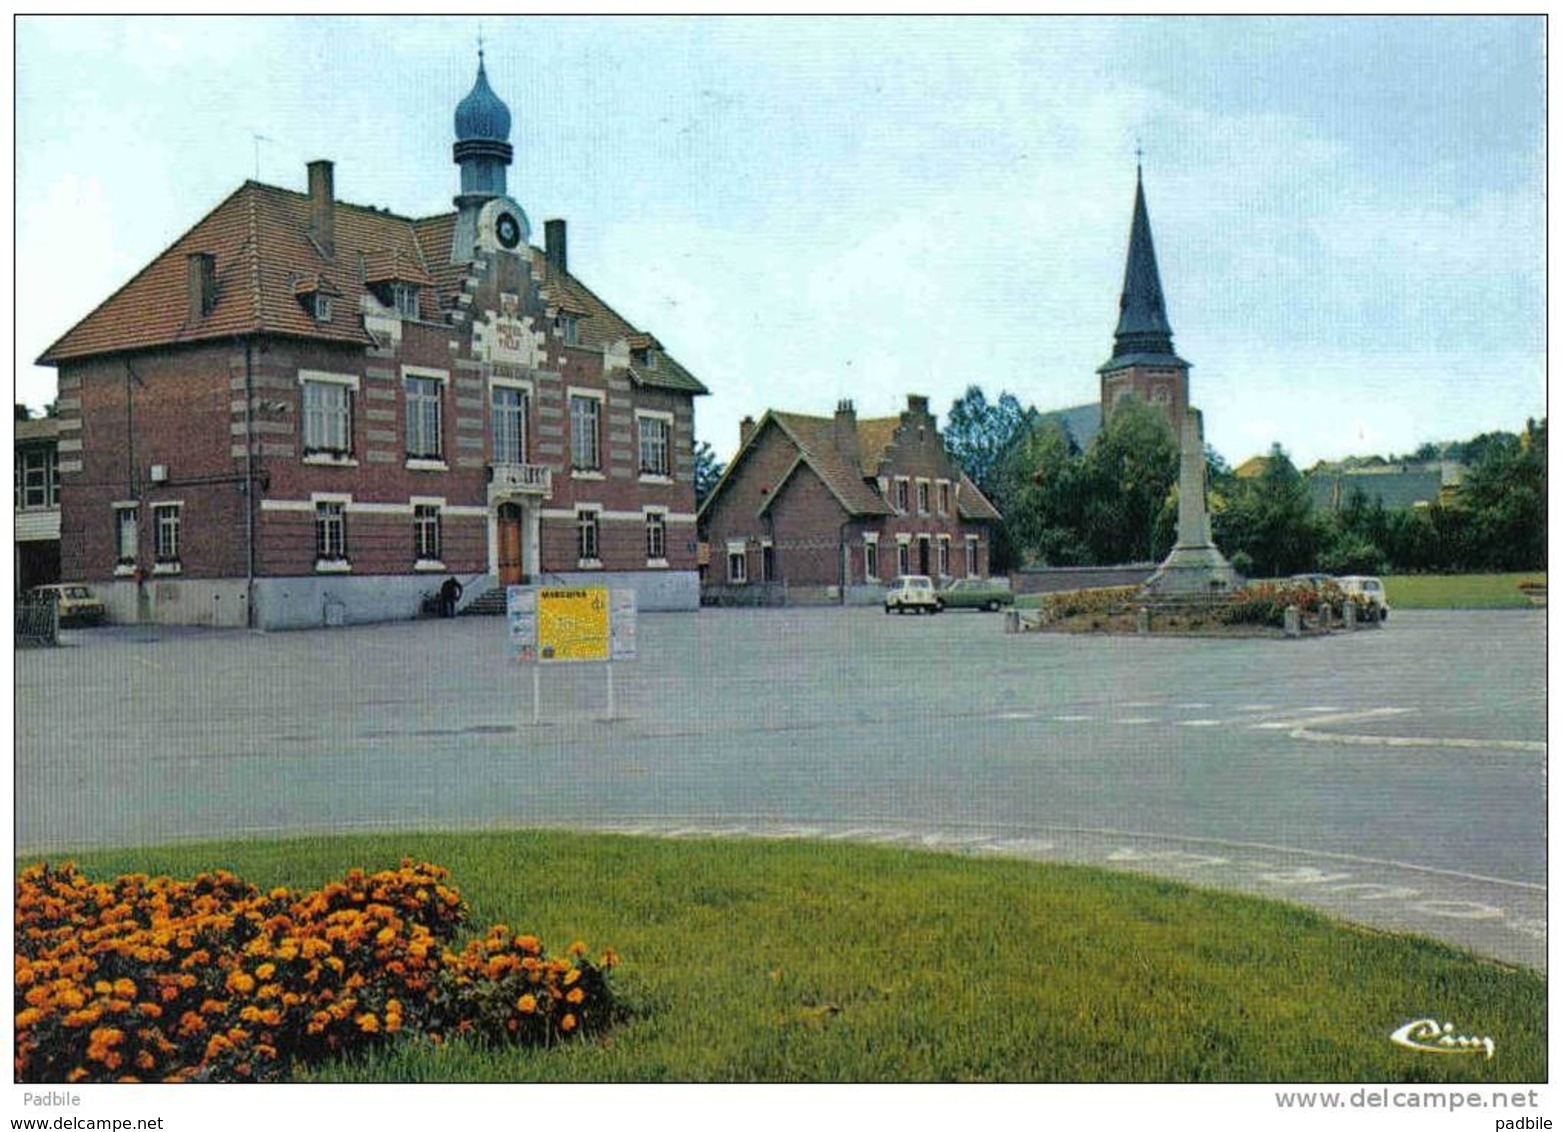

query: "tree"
xmin=693 ymin=440 xmax=726 ymax=509
xmin=1214 ymin=443 xmax=1320 ymax=577
xmin=1457 ymin=418 xmax=1546 ymax=570
xmin=1074 ymin=400 xmax=1179 ymax=564
xmin=999 ymin=421 xmax=1091 ymax=566
xmin=15 ymin=404 xmax=31 ymax=422
xmin=943 ymin=385 xmax=1036 ymax=499
xmin=1318 ymin=487 xmax=1388 ymax=574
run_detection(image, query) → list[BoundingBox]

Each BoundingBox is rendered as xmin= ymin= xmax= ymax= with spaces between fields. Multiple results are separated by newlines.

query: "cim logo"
xmin=1390 ymin=1018 xmax=1495 ymax=1060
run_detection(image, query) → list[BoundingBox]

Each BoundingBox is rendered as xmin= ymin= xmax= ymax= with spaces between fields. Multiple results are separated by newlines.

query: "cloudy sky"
xmin=15 ymin=15 xmax=1545 ymax=467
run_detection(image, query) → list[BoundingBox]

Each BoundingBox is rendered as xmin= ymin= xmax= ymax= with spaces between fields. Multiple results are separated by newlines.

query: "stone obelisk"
xmin=1141 ymin=407 xmax=1241 ymax=598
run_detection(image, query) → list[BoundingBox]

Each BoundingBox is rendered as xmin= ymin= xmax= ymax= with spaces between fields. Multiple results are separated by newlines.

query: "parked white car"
xmin=1337 ymin=575 xmax=1389 ymax=622
xmin=884 ymin=575 xmax=942 ymax=615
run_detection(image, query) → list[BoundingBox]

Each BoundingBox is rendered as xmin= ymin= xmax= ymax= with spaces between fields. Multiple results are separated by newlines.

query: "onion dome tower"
xmin=451 ymin=49 xmax=529 ymax=262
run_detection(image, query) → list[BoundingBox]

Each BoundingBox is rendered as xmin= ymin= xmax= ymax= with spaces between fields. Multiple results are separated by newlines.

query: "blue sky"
xmin=15 ymin=15 xmax=1545 ymax=467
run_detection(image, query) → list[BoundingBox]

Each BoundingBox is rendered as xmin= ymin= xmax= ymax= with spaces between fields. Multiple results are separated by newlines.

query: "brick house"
xmin=35 ymin=55 xmax=708 ymax=629
xmin=697 ymin=395 xmax=1000 ymax=602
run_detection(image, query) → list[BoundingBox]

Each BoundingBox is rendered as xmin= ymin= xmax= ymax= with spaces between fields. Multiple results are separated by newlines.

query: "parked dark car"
xmin=936 ymin=577 xmax=1014 ymax=612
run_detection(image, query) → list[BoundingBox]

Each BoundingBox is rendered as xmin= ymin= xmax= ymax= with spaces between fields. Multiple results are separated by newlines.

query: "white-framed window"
xmin=937 ymin=480 xmax=951 ymax=515
xmin=576 ymin=507 xmax=601 ymax=564
xmin=393 ymin=284 xmax=420 ymax=320
xmin=569 ymin=391 xmax=603 ymax=471
xmin=937 ymin=535 xmax=951 ymax=577
xmin=313 ymin=293 xmax=333 ymax=322
xmin=896 ymin=536 xmax=911 ymax=577
xmin=726 ymin=541 xmax=747 ymax=584
xmin=153 ymin=503 xmax=182 ymax=566
xmin=863 ymin=535 xmax=879 ymax=582
xmin=405 ymin=375 xmax=444 ymax=460
xmin=965 ymin=535 xmax=980 ymax=577
xmin=637 ymin=412 xmax=672 ymax=478
xmin=917 ymin=479 xmax=930 ymax=514
xmin=557 ymin=313 xmax=579 ymax=346
xmin=894 ymin=477 xmax=910 ymax=513
xmin=414 ymin=504 xmax=442 ymax=562
xmin=299 ymin=370 xmax=358 ymax=461
xmin=16 ymin=446 xmax=58 ymax=509
xmin=114 ymin=505 xmax=138 ymax=569
xmin=492 ymin=384 xmax=529 ymax=465
xmin=645 ymin=511 xmax=667 ymax=563
xmin=316 ymin=501 xmax=347 ymax=562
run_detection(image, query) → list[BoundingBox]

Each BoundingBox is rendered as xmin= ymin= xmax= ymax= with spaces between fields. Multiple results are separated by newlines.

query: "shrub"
xmin=1218 ymin=581 xmax=1346 ymax=628
xmin=1040 ymin=586 xmax=1137 ymax=621
xmin=15 ymin=861 xmax=615 ymax=1083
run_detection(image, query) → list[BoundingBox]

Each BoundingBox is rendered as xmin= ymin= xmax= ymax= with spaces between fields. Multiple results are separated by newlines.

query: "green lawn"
xmin=31 ymin=831 xmax=1544 ymax=1083
xmin=1383 ymin=572 xmax=1545 ymax=609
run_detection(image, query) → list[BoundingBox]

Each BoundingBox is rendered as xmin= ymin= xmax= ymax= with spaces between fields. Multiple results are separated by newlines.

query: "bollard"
xmin=1136 ymin=606 xmax=1150 ymax=634
xmin=1284 ymin=604 xmax=1300 ymax=638
xmin=1004 ymin=609 xmax=1018 ymax=634
xmin=1342 ymin=600 xmax=1356 ymax=631
xmin=1317 ymin=604 xmax=1331 ymax=631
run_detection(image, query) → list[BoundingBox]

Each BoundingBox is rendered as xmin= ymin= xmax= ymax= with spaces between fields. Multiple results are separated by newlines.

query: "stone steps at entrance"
xmin=459 ymin=587 xmax=508 ymax=616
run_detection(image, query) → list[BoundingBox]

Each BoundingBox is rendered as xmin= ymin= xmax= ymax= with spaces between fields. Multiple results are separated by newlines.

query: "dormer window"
xmin=393 ymin=284 xmax=420 ymax=320
xmin=295 ymin=276 xmax=338 ymax=323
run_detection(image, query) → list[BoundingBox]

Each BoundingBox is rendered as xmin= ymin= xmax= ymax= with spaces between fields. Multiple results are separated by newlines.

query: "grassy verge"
xmin=1384 ymin=572 xmax=1545 ymax=609
xmin=28 ymin=831 xmax=1544 ymax=1083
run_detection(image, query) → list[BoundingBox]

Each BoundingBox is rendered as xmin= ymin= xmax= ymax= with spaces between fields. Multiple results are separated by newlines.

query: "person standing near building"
xmin=440 ymin=576 xmax=463 ymax=618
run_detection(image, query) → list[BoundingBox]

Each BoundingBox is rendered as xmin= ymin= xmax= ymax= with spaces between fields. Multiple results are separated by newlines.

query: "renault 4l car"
xmin=884 ymin=575 xmax=942 ymax=614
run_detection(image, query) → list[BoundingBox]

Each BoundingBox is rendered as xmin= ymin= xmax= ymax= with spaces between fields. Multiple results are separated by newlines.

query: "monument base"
xmin=1139 ymin=544 xmax=1243 ymax=599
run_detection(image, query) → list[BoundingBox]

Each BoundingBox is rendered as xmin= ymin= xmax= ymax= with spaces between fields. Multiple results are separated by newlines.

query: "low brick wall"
xmin=1011 ymin=564 xmax=1156 ymax=596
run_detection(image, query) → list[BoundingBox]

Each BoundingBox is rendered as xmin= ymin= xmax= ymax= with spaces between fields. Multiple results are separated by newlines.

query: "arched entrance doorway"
xmin=497 ymin=502 xmax=526 ymax=587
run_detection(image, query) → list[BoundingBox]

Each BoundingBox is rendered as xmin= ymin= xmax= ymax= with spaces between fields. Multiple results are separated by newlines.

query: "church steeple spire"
xmin=1097 ymin=162 xmax=1191 ymax=431
xmin=1109 ymin=164 xmax=1179 ymax=363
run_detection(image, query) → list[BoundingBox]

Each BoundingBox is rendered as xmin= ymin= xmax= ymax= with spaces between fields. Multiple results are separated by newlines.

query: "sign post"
xmin=508 ymin=585 xmax=637 ymax=723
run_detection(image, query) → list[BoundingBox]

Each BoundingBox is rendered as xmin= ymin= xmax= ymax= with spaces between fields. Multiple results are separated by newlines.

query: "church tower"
xmin=1098 ymin=165 xmax=1190 ymax=435
xmin=450 ymin=50 xmax=530 ymax=263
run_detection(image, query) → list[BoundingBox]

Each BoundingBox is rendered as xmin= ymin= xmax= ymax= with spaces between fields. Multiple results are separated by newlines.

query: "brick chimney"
xmin=739 ymin=416 xmax=756 ymax=446
xmin=545 ymin=218 xmax=568 ymax=274
xmin=307 ymin=160 xmax=335 ymax=258
xmin=186 ymin=252 xmax=216 ymax=321
xmin=906 ymin=393 xmax=930 ymax=417
xmin=834 ymin=399 xmax=860 ymax=466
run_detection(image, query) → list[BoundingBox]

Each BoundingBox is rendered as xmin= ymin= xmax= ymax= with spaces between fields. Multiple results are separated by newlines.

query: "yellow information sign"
xmin=536 ymin=587 xmax=610 ymax=662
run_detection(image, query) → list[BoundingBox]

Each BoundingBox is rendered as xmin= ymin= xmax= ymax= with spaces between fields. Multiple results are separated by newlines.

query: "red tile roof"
xmin=40 ymin=177 xmax=707 ymax=400
xmin=702 ymin=407 xmax=1002 ymax=524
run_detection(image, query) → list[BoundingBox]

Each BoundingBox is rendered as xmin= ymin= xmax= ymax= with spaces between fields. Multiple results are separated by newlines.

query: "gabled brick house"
xmin=36 ymin=55 xmax=707 ymax=628
xmin=698 ymin=395 xmax=1000 ymax=602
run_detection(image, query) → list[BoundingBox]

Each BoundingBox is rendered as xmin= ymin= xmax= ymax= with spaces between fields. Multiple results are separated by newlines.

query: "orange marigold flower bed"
xmin=15 ymin=860 xmax=617 ymax=1083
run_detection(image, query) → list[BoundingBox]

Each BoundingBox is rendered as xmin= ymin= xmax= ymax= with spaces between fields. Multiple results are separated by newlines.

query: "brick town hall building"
xmin=37 ymin=54 xmax=708 ymax=629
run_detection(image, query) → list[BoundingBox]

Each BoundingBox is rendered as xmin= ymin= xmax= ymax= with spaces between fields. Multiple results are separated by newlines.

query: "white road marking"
xmin=1177 ymin=719 xmax=1222 ymax=728
xmin=1254 ymin=707 xmax=1408 ymax=730
xmin=1290 ymin=728 xmax=1546 ymax=753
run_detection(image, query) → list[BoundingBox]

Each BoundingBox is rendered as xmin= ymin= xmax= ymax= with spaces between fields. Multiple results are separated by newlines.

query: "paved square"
xmin=14 ymin=607 xmax=1546 ymax=968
